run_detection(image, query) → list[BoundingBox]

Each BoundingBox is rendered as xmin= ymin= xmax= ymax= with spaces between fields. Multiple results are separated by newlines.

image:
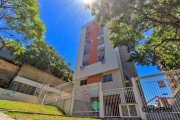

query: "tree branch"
xmin=154 ymin=39 xmax=180 ymax=50
xmin=133 ymin=5 xmax=180 ymax=28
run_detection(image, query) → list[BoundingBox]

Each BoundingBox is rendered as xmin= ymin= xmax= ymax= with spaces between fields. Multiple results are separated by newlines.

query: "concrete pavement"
xmin=0 ymin=112 xmax=14 ymax=120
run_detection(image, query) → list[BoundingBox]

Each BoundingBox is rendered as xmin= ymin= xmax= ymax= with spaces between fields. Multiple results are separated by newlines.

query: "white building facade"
xmin=72 ymin=20 xmax=141 ymax=119
xmin=73 ymin=20 xmax=138 ymax=90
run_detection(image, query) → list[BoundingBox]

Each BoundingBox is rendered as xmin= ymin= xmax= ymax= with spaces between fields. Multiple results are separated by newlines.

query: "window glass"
xmin=98 ymin=55 xmax=105 ymax=62
xmin=86 ymin=33 xmax=90 ymax=38
xmin=11 ymin=82 xmax=18 ymax=91
xmin=80 ymin=80 xmax=87 ymax=86
xmin=121 ymin=105 xmax=129 ymax=116
xmin=98 ymin=56 xmax=102 ymax=62
xmin=28 ymin=86 xmax=32 ymax=95
xmin=84 ymin=80 xmax=87 ymax=85
xmin=101 ymin=55 xmax=105 ymax=60
xmin=84 ymin=49 xmax=89 ymax=55
xmin=25 ymin=85 xmax=30 ymax=94
xmin=85 ymin=40 xmax=90 ymax=45
xmin=19 ymin=83 xmax=25 ymax=93
xmin=125 ymin=76 xmax=129 ymax=80
xmin=103 ymin=74 xmax=113 ymax=83
xmin=30 ymin=87 xmax=36 ymax=95
xmin=103 ymin=75 xmax=107 ymax=82
xmin=86 ymin=26 xmax=91 ymax=31
xmin=83 ymin=60 xmax=89 ymax=66
xmin=17 ymin=82 xmax=22 ymax=92
xmin=107 ymin=74 xmax=113 ymax=81
xmin=129 ymin=105 xmax=138 ymax=116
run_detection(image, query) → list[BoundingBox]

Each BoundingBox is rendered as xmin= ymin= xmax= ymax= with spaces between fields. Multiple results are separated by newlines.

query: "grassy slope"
xmin=0 ymin=100 xmax=98 ymax=120
xmin=0 ymin=100 xmax=62 ymax=115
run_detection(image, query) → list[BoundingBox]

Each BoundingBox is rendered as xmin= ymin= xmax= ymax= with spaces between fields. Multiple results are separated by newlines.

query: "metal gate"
xmin=103 ymin=87 xmax=137 ymax=118
xmin=133 ymin=70 xmax=180 ymax=120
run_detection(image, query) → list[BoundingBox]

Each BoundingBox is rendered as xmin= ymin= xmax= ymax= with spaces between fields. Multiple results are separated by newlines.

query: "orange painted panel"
xmin=89 ymin=22 xmax=98 ymax=64
xmin=87 ymin=73 xmax=102 ymax=84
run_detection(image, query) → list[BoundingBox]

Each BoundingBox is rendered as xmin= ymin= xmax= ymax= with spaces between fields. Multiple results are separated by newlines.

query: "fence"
xmin=43 ymin=92 xmax=71 ymax=104
xmin=38 ymin=69 xmax=180 ymax=120
xmin=132 ymin=70 xmax=180 ymax=120
xmin=40 ymin=82 xmax=73 ymax=104
xmin=71 ymin=83 xmax=138 ymax=118
xmin=103 ymin=87 xmax=137 ymax=118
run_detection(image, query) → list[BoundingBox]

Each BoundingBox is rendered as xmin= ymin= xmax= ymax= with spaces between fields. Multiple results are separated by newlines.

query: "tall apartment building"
xmin=73 ymin=20 xmax=138 ymax=89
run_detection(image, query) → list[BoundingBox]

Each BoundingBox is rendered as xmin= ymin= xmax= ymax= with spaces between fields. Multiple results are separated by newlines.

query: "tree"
xmin=0 ymin=0 xmax=45 ymax=42
xmin=4 ymin=38 xmax=26 ymax=56
xmin=85 ymin=0 xmax=180 ymax=70
xmin=6 ymin=40 xmax=72 ymax=81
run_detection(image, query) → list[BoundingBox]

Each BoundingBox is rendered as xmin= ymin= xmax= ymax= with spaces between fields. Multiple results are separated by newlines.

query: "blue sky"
xmin=37 ymin=0 xmax=161 ymax=77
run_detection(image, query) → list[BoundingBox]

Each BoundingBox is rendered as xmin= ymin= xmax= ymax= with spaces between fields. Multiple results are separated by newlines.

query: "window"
xmin=86 ymin=33 xmax=90 ymax=38
xmin=98 ymin=55 xmax=105 ymax=62
xmin=103 ymin=74 xmax=113 ymax=83
xmin=85 ymin=40 xmax=90 ymax=45
xmin=86 ymin=26 xmax=91 ymax=31
xmin=80 ymin=80 xmax=87 ymax=86
xmin=125 ymin=76 xmax=129 ymax=80
xmin=30 ymin=87 xmax=36 ymax=95
xmin=125 ymin=76 xmax=132 ymax=87
xmin=84 ymin=49 xmax=89 ymax=55
xmin=83 ymin=60 xmax=89 ymax=66
xmin=16 ymin=82 xmax=22 ymax=92
xmin=119 ymin=104 xmax=138 ymax=117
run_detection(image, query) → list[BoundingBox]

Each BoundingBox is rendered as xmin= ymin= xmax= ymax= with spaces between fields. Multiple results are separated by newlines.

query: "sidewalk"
xmin=0 ymin=112 xmax=14 ymax=120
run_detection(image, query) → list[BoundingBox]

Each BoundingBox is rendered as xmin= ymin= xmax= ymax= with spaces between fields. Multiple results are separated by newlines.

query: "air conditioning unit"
xmin=80 ymin=66 xmax=85 ymax=70
xmin=99 ymin=47 xmax=104 ymax=51
xmin=100 ymin=35 xmax=104 ymax=39
xmin=101 ymin=59 xmax=105 ymax=64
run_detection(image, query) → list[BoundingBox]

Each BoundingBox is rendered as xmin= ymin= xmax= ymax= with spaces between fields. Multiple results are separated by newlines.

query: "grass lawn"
xmin=0 ymin=100 xmax=98 ymax=120
xmin=0 ymin=100 xmax=62 ymax=115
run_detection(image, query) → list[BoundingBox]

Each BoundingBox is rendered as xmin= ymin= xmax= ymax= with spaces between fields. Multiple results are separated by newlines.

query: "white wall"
xmin=118 ymin=46 xmax=138 ymax=78
xmin=72 ymin=99 xmax=91 ymax=117
xmin=0 ymin=88 xmax=38 ymax=103
xmin=75 ymin=69 xmax=125 ymax=90
xmin=102 ymin=69 xmax=125 ymax=90
xmin=74 ymin=83 xmax=99 ymax=103
xmin=73 ymin=27 xmax=86 ymax=80
xmin=48 ymin=98 xmax=72 ymax=115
